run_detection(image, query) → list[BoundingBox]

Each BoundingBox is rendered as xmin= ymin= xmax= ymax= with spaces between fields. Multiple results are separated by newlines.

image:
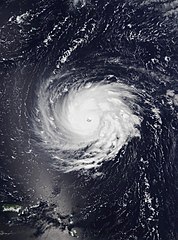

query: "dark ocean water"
xmin=0 ymin=0 xmax=178 ymax=239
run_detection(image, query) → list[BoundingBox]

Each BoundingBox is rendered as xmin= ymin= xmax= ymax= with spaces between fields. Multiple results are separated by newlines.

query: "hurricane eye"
xmin=87 ymin=117 xmax=92 ymax=122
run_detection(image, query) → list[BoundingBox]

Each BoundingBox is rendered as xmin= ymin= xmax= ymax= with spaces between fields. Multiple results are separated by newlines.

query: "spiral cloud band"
xmin=34 ymin=76 xmax=141 ymax=172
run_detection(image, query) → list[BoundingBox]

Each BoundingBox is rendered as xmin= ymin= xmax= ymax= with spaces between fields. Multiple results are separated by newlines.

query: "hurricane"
xmin=0 ymin=0 xmax=178 ymax=240
xmin=33 ymin=72 xmax=141 ymax=171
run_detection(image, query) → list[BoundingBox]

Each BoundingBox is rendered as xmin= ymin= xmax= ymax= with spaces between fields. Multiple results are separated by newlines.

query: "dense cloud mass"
xmin=34 ymin=74 xmax=141 ymax=171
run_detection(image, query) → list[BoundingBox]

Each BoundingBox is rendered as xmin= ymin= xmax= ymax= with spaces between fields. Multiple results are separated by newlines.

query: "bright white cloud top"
xmin=33 ymin=76 xmax=141 ymax=172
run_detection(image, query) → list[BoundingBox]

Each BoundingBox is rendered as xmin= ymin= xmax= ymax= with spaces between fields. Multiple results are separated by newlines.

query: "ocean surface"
xmin=0 ymin=0 xmax=178 ymax=239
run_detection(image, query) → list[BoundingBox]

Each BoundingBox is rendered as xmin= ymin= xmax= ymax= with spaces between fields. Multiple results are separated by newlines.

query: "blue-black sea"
xmin=0 ymin=1 xmax=178 ymax=240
